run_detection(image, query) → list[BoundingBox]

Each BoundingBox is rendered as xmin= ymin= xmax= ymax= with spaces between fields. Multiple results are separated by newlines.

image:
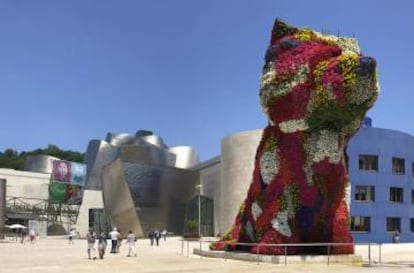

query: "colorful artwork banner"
xmin=66 ymin=184 xmax=83 ymax=205
xmin=49 ymin=182 xmax=67 ymax=203
xmin=70 ymin=162 xmax=86 ymax=186
xmin=52 ymin=160 xmax=71 ymax=183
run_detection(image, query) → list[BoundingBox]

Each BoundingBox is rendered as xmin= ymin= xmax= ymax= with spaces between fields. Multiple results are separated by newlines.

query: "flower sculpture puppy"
xmin=213 ymin=19 xmax=379 ymax=255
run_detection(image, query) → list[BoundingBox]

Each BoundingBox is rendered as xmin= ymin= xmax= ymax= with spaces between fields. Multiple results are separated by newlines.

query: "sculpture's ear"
xmin=271 ymin=19 xmax=297 ymax=44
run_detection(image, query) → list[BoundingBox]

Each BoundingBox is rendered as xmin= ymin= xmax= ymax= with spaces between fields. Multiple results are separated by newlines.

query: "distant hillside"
xmin=0 ymin=144 xmax=85 ymax=170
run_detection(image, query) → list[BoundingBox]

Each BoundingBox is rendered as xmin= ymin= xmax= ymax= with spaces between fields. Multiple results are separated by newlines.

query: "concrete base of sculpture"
xmin=193 ymin=248 xmax=363 ymax=264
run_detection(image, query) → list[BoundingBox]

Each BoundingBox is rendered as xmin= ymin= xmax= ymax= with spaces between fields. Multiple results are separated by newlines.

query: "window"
xmin=411 ymin=219 xmax=414 ymax=232
xmin=390 ymin=187 xmax=404 ymax=203
xmin=351 ymin=216 xmax=371 ymax=232
xmin=354 ymin=186 xmax=375 ymax=202
xmin=392 ymin=157 xmax=405 ymax=175
xmin=387 ymin=217 xmax=401 ymax=232
xmin=359 ymin=155 xmax=378 ymax=171
xmin=412 ymin=190 xmax=414 ymax=205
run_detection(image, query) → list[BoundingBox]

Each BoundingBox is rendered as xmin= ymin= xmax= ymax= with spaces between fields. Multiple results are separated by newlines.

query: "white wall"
xmin=75 ymin=189 xmax=104 ymax=237
xmin=0 ymin=168 xmax=50 ymax=203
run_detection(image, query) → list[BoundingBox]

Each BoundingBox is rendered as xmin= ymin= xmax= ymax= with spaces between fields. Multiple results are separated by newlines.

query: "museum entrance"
xmin=185 ymin=195 xmax=214 ymax=236
xmin=88 ymin=209 xmax=111 ymax=236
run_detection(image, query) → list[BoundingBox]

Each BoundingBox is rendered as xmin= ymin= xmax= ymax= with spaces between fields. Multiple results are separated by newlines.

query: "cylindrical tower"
xmin=219 ymin=129 xmax=262 ymax=234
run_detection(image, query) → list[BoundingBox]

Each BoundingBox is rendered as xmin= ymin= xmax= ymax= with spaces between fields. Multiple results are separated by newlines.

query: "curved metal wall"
xmin=24 ymin=155 xmax=59 ymax=174
xmin=168 ymin=146 xmax=200 ymax=169
xmin=85 ymin=140 xmax=119 ymax=190
xmin=102 ymin=160 xmax=199 ymax=237
xmin=348 ymin=127 xmax=414 ymax=242
xmin=219 ymin=129 xmax=262 ymax=234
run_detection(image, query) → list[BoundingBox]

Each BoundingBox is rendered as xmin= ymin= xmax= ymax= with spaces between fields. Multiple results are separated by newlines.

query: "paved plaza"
xmin=0 ymin=236 xmax=413 ymax=273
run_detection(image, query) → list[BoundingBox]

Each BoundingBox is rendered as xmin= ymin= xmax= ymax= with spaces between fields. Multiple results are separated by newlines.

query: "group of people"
xmin=86 ymin=227 xmax=137 ymax=260
xmin=148 ymin=229 xmax=168 ymax=246
xmin=19 ymin=229 xmax=38 ymax=244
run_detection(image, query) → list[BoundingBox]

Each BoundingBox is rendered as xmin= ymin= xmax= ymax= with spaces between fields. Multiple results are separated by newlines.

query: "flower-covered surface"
xmin=211 ymin=19 xmax=379 ymax=255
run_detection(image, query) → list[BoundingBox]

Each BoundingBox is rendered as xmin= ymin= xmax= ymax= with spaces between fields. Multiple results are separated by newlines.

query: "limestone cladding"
xmin=219 ymin=129 xmax=262 ymax=234
xmin=76 ymin=189 xmax=104 ymax=237
xmin=0 ymin=168 xmax=50 ymax=202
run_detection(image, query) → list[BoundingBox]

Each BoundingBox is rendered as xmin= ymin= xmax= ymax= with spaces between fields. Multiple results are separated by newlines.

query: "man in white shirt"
xmin=109 ymin=227 xmax=120 ymax=253
xmin=126 ymin=230 xmax=136 ymax=257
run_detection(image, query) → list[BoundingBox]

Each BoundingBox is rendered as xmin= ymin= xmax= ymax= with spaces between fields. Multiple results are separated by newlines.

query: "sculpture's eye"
xmin=279 ymin=37 xmax=301 ymax=50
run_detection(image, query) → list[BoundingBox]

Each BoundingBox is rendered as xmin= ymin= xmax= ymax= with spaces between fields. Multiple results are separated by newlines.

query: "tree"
xmin=0 ymin=145 xmax=85 ymax=170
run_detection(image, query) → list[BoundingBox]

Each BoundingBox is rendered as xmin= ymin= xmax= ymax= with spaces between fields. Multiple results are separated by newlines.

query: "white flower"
xmin=260 ymin=150 xmax=279 ymax=185
xmin=271 ymin=211 xmax=291 ymax=237
xmin=260 ymin=64 xmax=309 ymax=123
xmin=251 ymin=202 xmax=263 ymax=221
xmin=344 ymin=182 xmax=351 ymax=212
xmin=245 ymin=221 xmax=255 ymax=241
xmin=260 ymin=64 xmax=276 ymax=89
xmin=278 ymin=119 xmax=309 ymax=133
xmin=303 ymin=130 xmax=343 ymax=185
xmin=283 ymin=186 xmax=297 ymax=219
xmin=346 ymin=74 xmax=379 ymax=105
xmin=305 ymin=130 xmax=341 ymax=164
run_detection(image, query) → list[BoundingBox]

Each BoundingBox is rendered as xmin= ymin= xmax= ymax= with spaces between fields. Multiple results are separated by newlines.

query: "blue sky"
xmin=0 ymin=0 xmax=413 ymax=161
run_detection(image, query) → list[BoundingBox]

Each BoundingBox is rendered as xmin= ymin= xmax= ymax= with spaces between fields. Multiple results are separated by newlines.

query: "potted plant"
xmin=183 ymin=220 xmax=200 ymax=240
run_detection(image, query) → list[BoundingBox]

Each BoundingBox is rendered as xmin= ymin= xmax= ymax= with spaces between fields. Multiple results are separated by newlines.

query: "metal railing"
xmin=179 ymin=238 xmax=383 ymax=266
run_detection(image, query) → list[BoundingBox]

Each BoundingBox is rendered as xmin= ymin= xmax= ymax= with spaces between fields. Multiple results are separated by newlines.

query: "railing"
xmin=5 ymin=195 xmax=80 ymax=225
xmin=179 ymin=238 xmax=383 ymax=266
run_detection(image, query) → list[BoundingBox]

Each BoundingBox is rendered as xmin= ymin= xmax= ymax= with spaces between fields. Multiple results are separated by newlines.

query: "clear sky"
xmin=0 ymin=0 xmax=413 ymax=161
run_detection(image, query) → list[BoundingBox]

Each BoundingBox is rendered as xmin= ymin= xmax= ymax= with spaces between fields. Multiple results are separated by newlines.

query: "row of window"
xmin=354 ymin=186 xmax=414 ymax=204
xmin=351 ymin=217 xmax=414 ymax=233
xmin=359 ymin=155 xmax=411 ymax=175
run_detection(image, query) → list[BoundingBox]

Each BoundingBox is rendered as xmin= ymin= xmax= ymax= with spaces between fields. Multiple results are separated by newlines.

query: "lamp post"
xmin=195 ymin=184 xmax=202 ymax=236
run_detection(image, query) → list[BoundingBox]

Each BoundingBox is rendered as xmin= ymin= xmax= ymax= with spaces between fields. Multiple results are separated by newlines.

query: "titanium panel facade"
xmin=87 ymin=130 xmax=200 ymax=237
xmin=102 ymin=159 xmax=198 ymax=237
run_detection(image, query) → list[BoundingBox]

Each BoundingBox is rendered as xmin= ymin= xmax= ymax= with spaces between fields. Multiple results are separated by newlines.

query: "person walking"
xmin=86 ymin=228 xmax=97 ymax=260
xmin=161 ymin=229 xmax=167 ymax=242
xmin=109 ymin=227 xmax=120 ymax=253
xmin=29 ymin=229 xmax=36 ymax=244
xmin=126 ymin=230 xmax=137 ymax=257
xmin=68 ymin=229 xmax=76 ymax=245
xmin=154 ymin=229 xmax=161 ymax=246
xmin=97 ymin=233 xmax=107 ymax=259
xmin=148 ymin=231 xmax=154 ymax=246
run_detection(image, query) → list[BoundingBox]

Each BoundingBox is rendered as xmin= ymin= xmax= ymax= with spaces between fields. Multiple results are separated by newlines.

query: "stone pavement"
xmin=0 ymin=236 xmax=413 ymax=273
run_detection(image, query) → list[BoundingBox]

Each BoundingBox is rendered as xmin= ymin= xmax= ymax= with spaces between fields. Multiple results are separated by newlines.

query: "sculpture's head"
xmin=260 ymin=19 xmax=379 ymax=135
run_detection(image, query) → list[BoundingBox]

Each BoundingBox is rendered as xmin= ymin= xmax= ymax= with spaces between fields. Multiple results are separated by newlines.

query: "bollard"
xmin=187 ymin=240 xmax=189 ymax=257
xmin=368 ymin=243 xmax=371 ymax=266
xmin=256 ymin=244 xmax=260 ymax=265
xmin=327 ymin=245 xmax=330 ymax=266
xmin=284 ymin=245 xmax=287 ymax=266
xmin=181 ymin=239 xmax=184 ymax=255
xmin=379 ymin=243 xmax=382 ymax=264
xmin=199 ymin=239 xmax=202 ymax=259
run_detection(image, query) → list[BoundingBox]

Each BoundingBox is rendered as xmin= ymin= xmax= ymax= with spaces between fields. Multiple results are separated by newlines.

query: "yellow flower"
xmin=294 ymin=28 xmax=316 ymax=41
xmin=313 ymin=61 xmax=329 ymax=107
xmin=339 ymin=53 xmax=359 ymax=101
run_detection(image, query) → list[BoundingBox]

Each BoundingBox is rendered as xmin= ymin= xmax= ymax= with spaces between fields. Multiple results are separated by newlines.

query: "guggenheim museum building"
xmin=1 ymin=118 xmax=414 ymax=243
xmin=76 ymin=117 xmax=414 ymax=243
